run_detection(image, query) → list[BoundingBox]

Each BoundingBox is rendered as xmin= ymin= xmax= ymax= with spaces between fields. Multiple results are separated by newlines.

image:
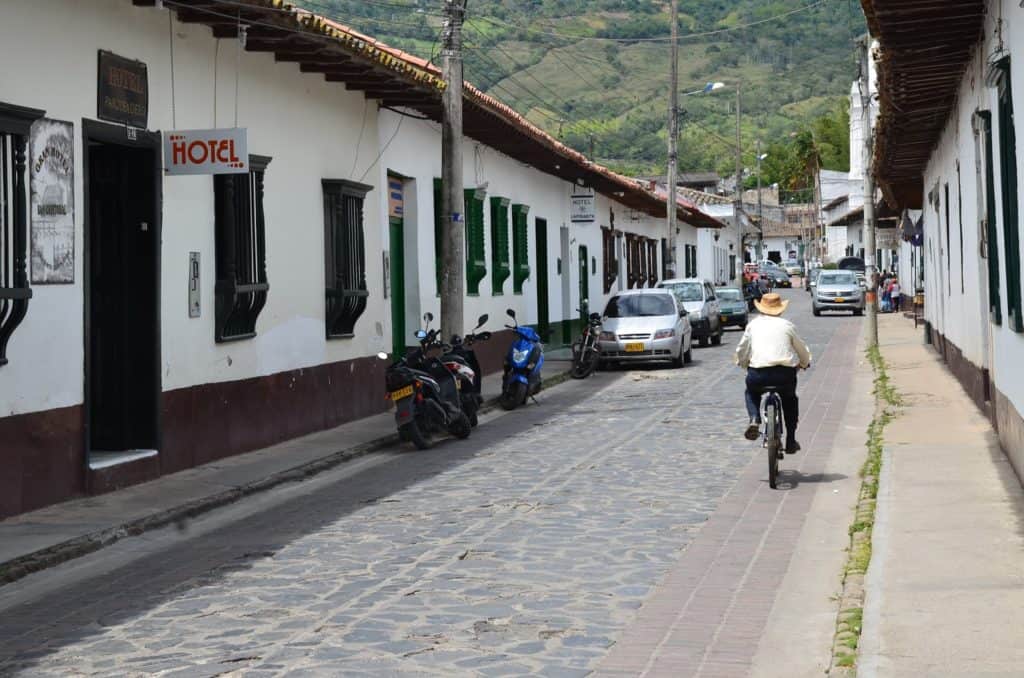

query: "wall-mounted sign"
xmin=570 ymin=188 xmax=595 ymax=223
xmin=164 ymin=128 xmax=248 ymax=175
xmin=97 ymin=50 xmax=148 ymax=128
xmin=30 ymin=119 xmax=75 ymax=284
xmin=388 ymin=178 xmax=404 ymax=219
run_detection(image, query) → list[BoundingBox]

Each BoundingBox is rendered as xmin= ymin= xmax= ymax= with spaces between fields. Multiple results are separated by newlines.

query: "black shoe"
xmin=744 ymin=420 xmax=761 ymax=441
xmin=786 ymin=438 xmax=801 ymax=454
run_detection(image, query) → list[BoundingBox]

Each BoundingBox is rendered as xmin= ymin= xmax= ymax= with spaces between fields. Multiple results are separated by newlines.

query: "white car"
xmin=597 ymin=289 xmax=693 ymax=368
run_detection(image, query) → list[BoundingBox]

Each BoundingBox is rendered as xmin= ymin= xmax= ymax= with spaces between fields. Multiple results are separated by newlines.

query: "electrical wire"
xmin=471 ymin=0 xmax=831 ymax=44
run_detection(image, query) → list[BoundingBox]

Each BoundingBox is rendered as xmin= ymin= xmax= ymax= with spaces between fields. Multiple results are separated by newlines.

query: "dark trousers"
xmin=892 ymin=294 xmax=901 ymax=312
xmin=745 ymin=366 xmax=799 ymax=439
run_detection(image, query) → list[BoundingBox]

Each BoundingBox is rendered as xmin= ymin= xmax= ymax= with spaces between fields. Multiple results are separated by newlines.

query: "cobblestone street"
xmin=0 ymin=290 xmax=862 ymax=677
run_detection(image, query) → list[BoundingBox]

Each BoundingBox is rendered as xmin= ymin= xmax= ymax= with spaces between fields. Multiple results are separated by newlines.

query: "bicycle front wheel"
xmin=765 ymin=401 xmax=780 ymax=489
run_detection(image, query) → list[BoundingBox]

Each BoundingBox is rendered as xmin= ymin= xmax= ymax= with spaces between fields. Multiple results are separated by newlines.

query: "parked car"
xmin=806 ymin=267 xmax=822 ymax=293
xmin=715 ymin=287 xmax=749 ymax=329
xmin=765 ymin=268 xmax=792 ymax=288
xmin=784 ymin=260 xmax=804 ymax=276
xmin=813 ymin=270 xmax=865 ymax=316
xmin=597 ymin=289 xmax=693 ymax=368
xmin=657 ymin=278 xmax=723 ymax=347
xmin=837 ymin=256 xmax=866 ymax=273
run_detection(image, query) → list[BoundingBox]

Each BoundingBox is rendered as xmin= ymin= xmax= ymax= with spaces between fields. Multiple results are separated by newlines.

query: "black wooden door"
xmin=88 ymin=143 xmax=159 ymax=453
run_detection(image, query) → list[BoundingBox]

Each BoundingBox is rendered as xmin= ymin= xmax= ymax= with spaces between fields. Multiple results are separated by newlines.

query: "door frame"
xmin=82 ymin=118 xmax=163 ymax=462
xmin=388 ymin=215 xmax=406 ymax=357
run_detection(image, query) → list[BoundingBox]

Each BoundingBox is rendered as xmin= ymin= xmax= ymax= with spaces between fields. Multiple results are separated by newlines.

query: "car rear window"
xmin=819 ymin=272 xmax=856 ymax=285
xmin=717 ymin=289 xmax=743 ymax=301
xmin=661 ymin=282 xmax=703 ymax=302
xmin=605 ymin=294 xmax=676 ymax=318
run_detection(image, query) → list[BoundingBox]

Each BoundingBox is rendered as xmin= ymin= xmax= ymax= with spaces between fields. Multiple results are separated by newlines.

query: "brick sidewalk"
xmin=594 ymin=316 xmax=861 ymax=677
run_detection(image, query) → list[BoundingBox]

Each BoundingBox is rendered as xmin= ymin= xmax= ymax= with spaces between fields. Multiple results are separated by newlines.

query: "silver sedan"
xmin=597 ymin=289 xmax=693 ymax=368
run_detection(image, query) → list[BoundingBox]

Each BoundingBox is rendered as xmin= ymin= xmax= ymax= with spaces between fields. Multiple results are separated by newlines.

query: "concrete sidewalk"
xmin=0 ymin=358 xmax=572 ymax=585
xmin=859 ymin=314 xmax=1024 ymax=676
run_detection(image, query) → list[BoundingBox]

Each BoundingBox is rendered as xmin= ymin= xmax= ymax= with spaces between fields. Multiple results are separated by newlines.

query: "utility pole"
xmin=756 ymin=138 xmax=763 ymax=263
xmin=860 ymin=37 xmax=878 ymax=348
xmin=665 ymin=0 xmax=679 ymax=279
xmin=440 ymin=0 xmax=466 ymax=342
xmin=735 ymin=82 xmax=750 ymax=261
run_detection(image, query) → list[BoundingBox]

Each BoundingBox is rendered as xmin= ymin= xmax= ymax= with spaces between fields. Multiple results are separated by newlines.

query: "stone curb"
xmin=827 ymin=350 xmax=897 ymax=675
xmin=0 ymin=369 xmax=573 ymax=587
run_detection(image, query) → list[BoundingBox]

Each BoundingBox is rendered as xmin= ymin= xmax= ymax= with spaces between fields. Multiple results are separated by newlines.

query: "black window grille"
xmin=323 ymin=178 xmax=372 ymax=338
xmin=214 ymin=155 xmax=271 ymax=342
xmin=0 ymin=102 xmax=44 ymax=367
xmin=995 ymin=57 xmax=1022 ymax=332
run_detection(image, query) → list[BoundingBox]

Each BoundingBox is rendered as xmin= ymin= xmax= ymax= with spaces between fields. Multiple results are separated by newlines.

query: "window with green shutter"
xmin=511 ymin=204 xmax=531 ymax=294
xmin=465 ymin=189 xmax=487 ymax=295
xmin=490 ymin=197 xmax=511 ymax=295
xmin=977 ymin=111 xmax=1001 ymax=325
xmin=995 ymin=57 xmax=1022 ymax=332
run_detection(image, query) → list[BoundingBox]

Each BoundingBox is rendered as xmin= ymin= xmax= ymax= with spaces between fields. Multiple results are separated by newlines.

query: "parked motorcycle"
xmin=500 ymin=308 xmax=544 ymax=410
xmin=442 ymin=314 xmax=492 ymax=427
xmin=570 ymin=308 xmax=603 ymax=379
xmin=379 ymin=313 xmax=472 ymax=449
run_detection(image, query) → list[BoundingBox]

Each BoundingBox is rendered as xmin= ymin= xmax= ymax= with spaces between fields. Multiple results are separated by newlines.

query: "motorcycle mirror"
xmin=506 ymin=308 xmax=516 ymax=319
xmin=376 ymin=352 xmax=389 ymax=360
xmin=477 ymin=314 xmax=489 ymax=328
xmin=424 ymin=312 xmax=434 ymax=323
xmin=415 ymin=329 xmax=428 ymax=340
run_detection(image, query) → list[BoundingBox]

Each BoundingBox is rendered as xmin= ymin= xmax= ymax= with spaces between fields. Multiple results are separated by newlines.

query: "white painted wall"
xmin=917 ymin=0 xmax=1024 ymax=418
xmin=0 ymin=0 xmax=385 ymax=417
xmin=377 ymin=109 xmax=706 ymax=345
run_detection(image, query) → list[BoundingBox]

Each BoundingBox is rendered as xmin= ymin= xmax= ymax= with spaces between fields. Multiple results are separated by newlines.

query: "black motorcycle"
xmin=379 ymin=313 xmax=471 ymax=450
xmin=442 ymin=314 xmax=492 ymax=427
xmin=570 ymin=310 xmax=603 ymax=379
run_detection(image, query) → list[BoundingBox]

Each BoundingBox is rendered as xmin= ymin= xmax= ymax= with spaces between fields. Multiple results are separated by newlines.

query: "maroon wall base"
xmin=0 ymin=405 xmax=85 ymax=519
xmin=930 ymin=330 xmax=991 ymax=421
xmin=159 ymin=354 xmax=391 ymax=475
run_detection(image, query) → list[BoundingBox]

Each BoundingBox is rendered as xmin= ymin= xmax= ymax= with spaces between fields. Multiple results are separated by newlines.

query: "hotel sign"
xmin=97 ymin=50 xmax=148 ymax=128
xmin=570 ymin=188 xmax=595 ymax=223
xmin=164 ymin=128 xmax=249 ymax=175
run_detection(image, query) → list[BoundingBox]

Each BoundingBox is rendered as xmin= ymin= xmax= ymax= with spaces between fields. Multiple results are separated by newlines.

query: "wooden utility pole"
xmin=735 ymin=83 xmax=750 ymax=259
xmin=665 ymin=0 xmax=679 ymax=279
xmin=860 ymin=38 xmax=878 ymax=348
xmin=440 ymin=0 xmax=466 ymax=342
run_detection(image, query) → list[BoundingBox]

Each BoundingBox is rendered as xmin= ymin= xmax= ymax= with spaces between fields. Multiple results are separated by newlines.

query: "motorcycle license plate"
xmin=834 ymin=297 xmax=845 ymax=303
xmin=625 ymin=342 xmax=645 ymax=353
xmin=390 ymin=385 xmax=414 ymax=400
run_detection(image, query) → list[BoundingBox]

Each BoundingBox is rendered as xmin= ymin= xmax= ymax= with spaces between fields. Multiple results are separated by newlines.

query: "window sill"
xmin=327 ymin=333 xmax=356 ymax=340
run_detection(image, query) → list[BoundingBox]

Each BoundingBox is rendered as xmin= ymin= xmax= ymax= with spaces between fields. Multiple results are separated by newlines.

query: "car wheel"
xmin=854 ymin=308 xmax=864 ymax=316
xmin=698 ymin=336 xmax=708 ymax=348
xmin=683 ymin=345 xmax=693 ymax=364
xmin=711 ymin=329 xmax=722 ymax=346
xmin=813 ymin=306 xmax=822 ymax=317
xmin=671 ymin=344 xmax=684 ymax=368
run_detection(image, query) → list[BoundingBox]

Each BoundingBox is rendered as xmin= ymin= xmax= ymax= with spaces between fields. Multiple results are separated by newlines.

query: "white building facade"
xmin=867 ymin=0 xmax=1024 ymax=475
xmin=0 ymin=0 xmax=723 ymax=517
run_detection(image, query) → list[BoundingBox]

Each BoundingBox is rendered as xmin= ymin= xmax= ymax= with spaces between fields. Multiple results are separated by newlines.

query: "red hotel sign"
xmin=164 ymin=128 xmax=248 ymax=175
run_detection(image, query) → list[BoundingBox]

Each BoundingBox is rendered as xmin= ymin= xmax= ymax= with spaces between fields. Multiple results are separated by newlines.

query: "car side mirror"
xmin=679 ymin=309 xmax=687 ymax=318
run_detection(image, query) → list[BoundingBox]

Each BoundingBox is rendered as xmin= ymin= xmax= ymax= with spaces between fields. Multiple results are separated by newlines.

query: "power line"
xmin=471 ymin=0 xmax=831 ymax=44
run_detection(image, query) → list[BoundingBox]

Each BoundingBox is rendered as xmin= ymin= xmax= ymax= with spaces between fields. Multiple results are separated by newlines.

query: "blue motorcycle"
xmin=500 ymin=308 xmax=544 ymax=410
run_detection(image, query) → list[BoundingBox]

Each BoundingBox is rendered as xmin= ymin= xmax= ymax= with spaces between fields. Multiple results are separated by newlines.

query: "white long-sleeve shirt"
xmin=734 ymin=315 xmax=812 ymax=369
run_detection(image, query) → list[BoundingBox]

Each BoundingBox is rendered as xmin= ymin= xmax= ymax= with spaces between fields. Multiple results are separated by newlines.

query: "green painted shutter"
xmin=996 ymin=58 xmax=1022 ymax=332
xmin=511 ymin=204 xmax=531 ymax=294
xmin=980 ymin=112 xmax=1002 ymax=325
xmin=465 ymin=189 xmax=487 ymax=295
xmin=490 ymin=197 xmax=511 ymax=295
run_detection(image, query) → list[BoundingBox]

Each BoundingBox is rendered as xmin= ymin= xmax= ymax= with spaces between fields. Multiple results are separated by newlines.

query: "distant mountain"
xmin=317 ymin=0 xmax=865 ymax=176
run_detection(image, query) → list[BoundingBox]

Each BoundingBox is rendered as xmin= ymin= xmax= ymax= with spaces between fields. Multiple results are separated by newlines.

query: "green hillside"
xmin=312 ymin=0 xmax=865 ymax=179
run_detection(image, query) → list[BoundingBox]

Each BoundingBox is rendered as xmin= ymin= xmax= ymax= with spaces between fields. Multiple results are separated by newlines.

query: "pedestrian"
xmin=891 ymin=278 xmax=901 ymax=313
xmin=881 ymin=280 xmax=892 ymax=313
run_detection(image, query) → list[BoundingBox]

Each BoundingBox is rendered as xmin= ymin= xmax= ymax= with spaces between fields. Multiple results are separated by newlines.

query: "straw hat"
xmin=755 ymin=293 xmax=789 ymax=316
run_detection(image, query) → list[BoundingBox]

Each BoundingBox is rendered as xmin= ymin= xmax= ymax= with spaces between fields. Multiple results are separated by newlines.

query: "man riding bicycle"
xmin=734 ymin=293 xmax=812 ymax=454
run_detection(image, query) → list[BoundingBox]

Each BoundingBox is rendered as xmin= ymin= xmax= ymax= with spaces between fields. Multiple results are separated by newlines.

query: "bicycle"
xmin=570 ymin=311 xmax=603 ymax=379
xmin=762 ymin=386 xmax=785 ymax=489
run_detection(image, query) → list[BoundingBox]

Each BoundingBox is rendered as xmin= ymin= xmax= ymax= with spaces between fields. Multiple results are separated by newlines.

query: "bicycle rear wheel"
xmin=765 ymin=401 xmax=780 ymax=489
